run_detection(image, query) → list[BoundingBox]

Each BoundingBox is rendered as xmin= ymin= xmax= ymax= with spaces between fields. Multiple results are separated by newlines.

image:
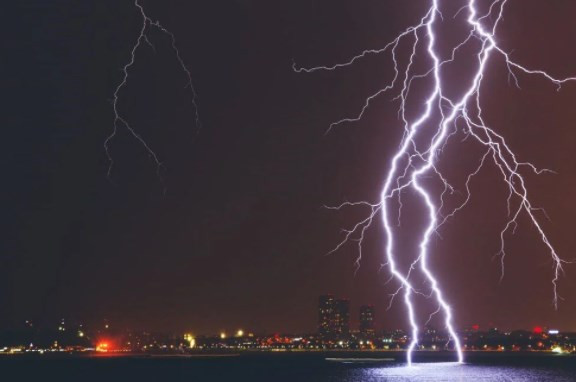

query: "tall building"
xmin=318 ymin=295 xmax=334 ymax=337
xmin=318 ymin=295 xmax=350 ymax=338
xmin=359 ymin=305 xmax=375 ymax=337
xmin=333 ymin=299 xmax=350 ymax=336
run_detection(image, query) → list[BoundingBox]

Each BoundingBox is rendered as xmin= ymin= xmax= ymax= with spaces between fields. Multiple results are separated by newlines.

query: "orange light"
xmin=96 ymin=342 xmax=110 ymax=352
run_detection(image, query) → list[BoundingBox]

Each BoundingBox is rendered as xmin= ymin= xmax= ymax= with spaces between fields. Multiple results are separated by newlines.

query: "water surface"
xmin=1 ymin=352 xmax=574 ymax=381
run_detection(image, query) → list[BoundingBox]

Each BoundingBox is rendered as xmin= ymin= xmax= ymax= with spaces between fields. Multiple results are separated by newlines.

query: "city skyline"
xmin=2 ymin=293 xmax=571 ymax=337
xmin=2 ymin=293 xmax=574 ymax=357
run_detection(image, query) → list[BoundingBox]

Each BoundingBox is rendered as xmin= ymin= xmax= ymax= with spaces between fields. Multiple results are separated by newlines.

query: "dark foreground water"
xmin=1 ymin=352 xmax=575 ymax=382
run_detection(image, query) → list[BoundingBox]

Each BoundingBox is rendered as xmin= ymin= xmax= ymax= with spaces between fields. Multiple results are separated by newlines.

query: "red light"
xmin=472 ymin=324 xmax=479 ymax=331
xmin=95 ymin=338 xmax=117 ymax=352
xmin=532 ymin=326 xmax=543 ymax=334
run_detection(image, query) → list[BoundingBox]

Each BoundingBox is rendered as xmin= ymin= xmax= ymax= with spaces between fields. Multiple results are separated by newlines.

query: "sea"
xmin=0 ymin=352 xmax=575 ymax=381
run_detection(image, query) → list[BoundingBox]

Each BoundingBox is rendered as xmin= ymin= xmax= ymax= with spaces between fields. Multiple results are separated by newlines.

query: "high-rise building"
xmin=318 ymin=295 xmax=350 ymax=338
xmin=359 ymin=305 xmax=375 ymax=337
xmin=333 ymin=299 xmax=350 ymax=336
xmin=318 ymin=295 xmax=334 ymax=337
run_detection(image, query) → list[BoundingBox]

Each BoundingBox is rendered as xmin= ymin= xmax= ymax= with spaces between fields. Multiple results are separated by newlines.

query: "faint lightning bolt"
xmin=104 ymin=0 xmax=200 ymax=184
xmin=295 ymin=0 xmax=574 ymax=366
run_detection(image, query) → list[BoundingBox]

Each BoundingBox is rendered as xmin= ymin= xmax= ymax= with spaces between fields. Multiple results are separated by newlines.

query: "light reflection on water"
xmin=353 ymin=362 xmax=575 ymax=382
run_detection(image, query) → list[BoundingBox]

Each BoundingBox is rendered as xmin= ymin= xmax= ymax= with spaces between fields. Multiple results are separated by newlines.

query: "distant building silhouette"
xmin=318 ymin=295 xmax=349 ymax=338
xmin=333 ymin=299 xmax=350 ymax=336
xmin=359 ymin=305 xmax=375 ymax=337
xmin=318 ymin=295 xmax=334 ymax=337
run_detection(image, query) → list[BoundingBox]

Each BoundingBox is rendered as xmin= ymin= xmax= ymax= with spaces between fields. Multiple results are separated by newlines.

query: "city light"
xmin=1 ymin=314 xmax=575 ymax=355
xmin=552 ymin=346 xmax=564 ymax=354
xmin=184 ymin=334 xmax=196 ymax=349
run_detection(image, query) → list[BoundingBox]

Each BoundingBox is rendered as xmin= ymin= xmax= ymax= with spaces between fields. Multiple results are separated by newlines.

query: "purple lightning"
xmin=295 ymin=0 xmax=574 ymax=365
xmin=104 ymin=0 xmax=199 ymax=184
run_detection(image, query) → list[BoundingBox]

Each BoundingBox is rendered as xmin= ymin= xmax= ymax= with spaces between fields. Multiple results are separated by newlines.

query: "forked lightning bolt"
xmin=295 ymin=0 xmax=574 ymax=365
xmin=104 ymin=0 xmax=199 ymax=184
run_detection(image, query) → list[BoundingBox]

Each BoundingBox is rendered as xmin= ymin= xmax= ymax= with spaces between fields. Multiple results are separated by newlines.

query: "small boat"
xmin=325 ymin=357 xmax=395 ymax=363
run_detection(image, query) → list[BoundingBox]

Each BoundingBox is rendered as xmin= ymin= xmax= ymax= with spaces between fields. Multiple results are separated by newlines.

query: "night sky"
xmin=3 ymin=0 xmax=576 ymax=335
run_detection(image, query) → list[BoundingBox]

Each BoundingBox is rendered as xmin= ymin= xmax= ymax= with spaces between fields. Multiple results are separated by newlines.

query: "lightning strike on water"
xmin=104 ymin=0 xmax=200 ymax=186
xmin=295 ymin=0 xmax=575 ymax=366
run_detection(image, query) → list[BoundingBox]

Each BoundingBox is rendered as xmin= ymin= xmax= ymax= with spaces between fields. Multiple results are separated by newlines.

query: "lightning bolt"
xmin=104 ymin=0 xmax=199 ymax=186
xmin=295 ymin=0 xmax=574 ymax=365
